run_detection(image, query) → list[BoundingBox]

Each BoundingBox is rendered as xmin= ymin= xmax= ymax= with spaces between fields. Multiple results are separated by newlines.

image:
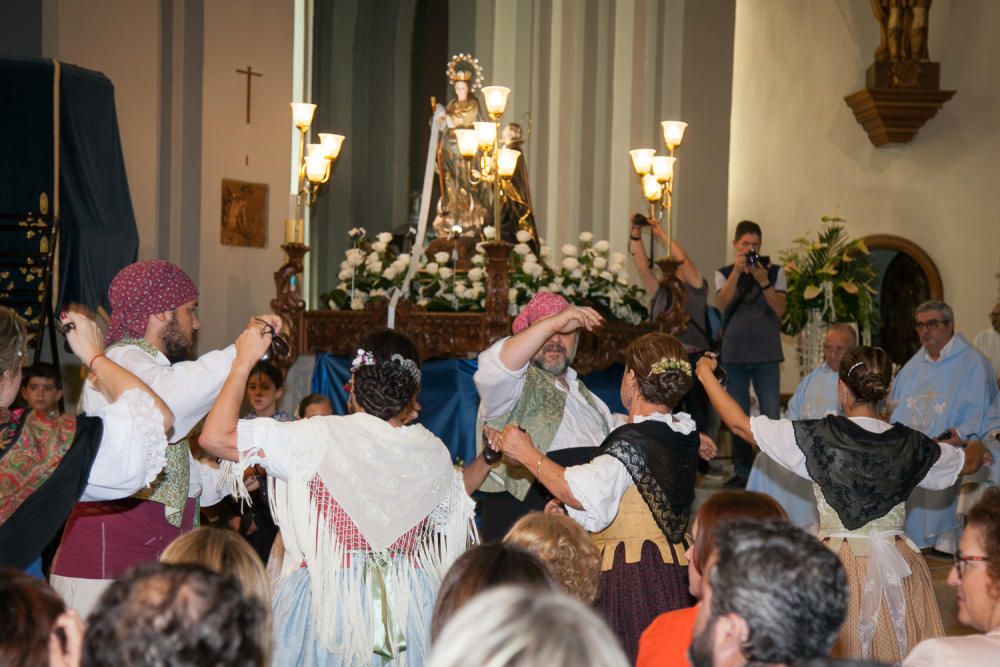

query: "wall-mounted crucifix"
xmin=236 ymin=65 xmax=263 ymax=124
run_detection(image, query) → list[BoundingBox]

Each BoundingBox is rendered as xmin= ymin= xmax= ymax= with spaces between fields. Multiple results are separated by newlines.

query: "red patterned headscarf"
xmin=512 ymin=292 xmax=570 ymax=334
xmin=105 ymin=260 xmax=199 ymax=345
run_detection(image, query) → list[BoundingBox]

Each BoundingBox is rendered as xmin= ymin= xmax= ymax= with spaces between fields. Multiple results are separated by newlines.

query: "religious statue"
xmin=871 ymin=0 xmax=932 ymax=64
xmin=432 ymin=54 xmax=490 ymax=239
xmin=498 ymin=122 xmax=540 ymax=254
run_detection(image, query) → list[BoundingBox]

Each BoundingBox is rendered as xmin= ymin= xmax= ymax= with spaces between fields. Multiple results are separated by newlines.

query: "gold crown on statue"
xmin=648 ymin=357 xmax=692 ymax=378
xmin=446 ymin=53 xmax=484 ymax=92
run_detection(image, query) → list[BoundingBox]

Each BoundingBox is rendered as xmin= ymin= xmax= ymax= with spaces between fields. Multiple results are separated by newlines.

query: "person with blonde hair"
xmin=160 ymin=525 xmax=270 ymax=606
xmin=427 ymin=586 xmax=630 ymax=667
xmin=503 ymin=511 xmax=601 ymax=604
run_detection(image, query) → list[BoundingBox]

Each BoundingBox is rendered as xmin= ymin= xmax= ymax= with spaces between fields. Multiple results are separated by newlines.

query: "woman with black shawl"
xmin=696 ymin=346 xmax=990 ymax=663
xmin=491 ymin=333 xmax=701 ymax=661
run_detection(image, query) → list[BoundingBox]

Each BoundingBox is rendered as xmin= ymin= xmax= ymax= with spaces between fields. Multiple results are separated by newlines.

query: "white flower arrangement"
xmin=320 ymin=227 xmax=647 ymax=322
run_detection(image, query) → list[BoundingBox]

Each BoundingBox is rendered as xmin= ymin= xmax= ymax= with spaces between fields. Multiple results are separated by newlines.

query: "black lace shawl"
xmin=792 ymin=415 xmax=942 ymax=530
xmin=598 ymin=420 xmax=700 ymax=543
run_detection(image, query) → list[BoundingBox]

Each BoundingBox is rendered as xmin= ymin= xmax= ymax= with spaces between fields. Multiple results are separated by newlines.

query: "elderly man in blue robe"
xmin=747 ymin=324 xmax=856 ymax=531
xmin=891 ymin=300 xmax=998 ymax=553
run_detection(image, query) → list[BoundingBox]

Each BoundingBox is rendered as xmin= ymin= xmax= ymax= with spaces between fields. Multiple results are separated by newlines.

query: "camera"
xmin=631 ymin=213 xmax=651 ymax=228
xmin=746 ymin=249 xmax=770 ymax=267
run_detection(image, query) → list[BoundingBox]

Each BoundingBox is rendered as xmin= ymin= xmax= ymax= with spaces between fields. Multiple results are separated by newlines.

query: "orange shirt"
xmin=636 ymin=604 xmax=697 ymax=667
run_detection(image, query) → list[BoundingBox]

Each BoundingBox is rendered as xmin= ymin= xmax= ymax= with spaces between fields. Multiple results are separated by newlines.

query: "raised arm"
xmin=199 ymin=316 xmax=281 ymax=462
xmin=489 ymin=423 xmax=584 ymax=510
xmin=695 ymin=354 xmax=756 ymax=445
xmin=628 ymin=220 xmax=661 ymax=296
xmin=498 ymin=306 xmax=604 ymax=371
xmin=63 ymin=311 xmax=174 ymax=433
xmin=715 ymin=253 xmax=746 ymax=312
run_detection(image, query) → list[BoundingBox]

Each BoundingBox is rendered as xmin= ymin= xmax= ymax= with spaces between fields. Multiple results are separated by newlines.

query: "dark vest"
xmin=718 ymin=264 xmax=783 ymax=363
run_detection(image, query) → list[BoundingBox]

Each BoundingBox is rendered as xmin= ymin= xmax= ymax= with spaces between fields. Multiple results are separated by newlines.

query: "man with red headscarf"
xmin=470 ymin=291 xmax=620 ymax=540
xmin=50 ymin=260 xmax=277 ymax=616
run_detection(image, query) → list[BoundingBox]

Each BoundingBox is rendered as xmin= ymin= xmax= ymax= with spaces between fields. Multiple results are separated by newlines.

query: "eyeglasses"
xmin=255 ymin=318 xmax=290 ymax=363
xmin=953 ymin=551 xmax=989 ymax=580
xmin=914 ymin=319 xmax=948 ymax=331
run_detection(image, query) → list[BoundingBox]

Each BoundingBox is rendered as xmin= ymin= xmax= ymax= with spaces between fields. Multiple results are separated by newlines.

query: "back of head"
xmin=0 ymin=568 xmax=65 ymax=667
xmin=624 ymin=333 xmax=693 ymax=409
xmin=708 ymin=520 xmax=847 ymax=664
xmin=428 ymin=586 xmax=630 ymax=667
xmin=966 ymin=486 xmax=1000 ymax=595
xmin=0 ymin=306 xmax=28 ymax=378
xmin=83 ymin=562 xmax=266 ymax=667
xmin=838 ymin=346 xmax=892 ymax=404
xmin=503 ymin=512 xmax=602 ymax=603
xmin=693 ymin=491 xmax=788 ymax=575
xmin=160 ymin=526 xmax=270 ymax=606
xmin=297 ymin=392 xmax=333 ymax=418
xmin=431 ymin=543 xmax=556 ymax=641
xmin=352 ymin=328 xmax=422 ymax=421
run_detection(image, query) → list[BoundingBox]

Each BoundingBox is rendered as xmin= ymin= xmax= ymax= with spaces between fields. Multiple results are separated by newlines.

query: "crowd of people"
xmin=0 ymin=234 xmax=998 ymax=666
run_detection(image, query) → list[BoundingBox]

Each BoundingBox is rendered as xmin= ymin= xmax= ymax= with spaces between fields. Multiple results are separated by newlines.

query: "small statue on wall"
xmin=872 ymin=0 xmax=932 ymax=64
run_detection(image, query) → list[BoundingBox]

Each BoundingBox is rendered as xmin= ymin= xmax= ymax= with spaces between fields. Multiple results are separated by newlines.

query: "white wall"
xmin=729 ymin=0 xmax=1000 ymax=390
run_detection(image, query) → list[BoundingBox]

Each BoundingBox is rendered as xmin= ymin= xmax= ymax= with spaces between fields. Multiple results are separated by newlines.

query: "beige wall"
xmin=729 ymin=0 xmax=1000 ymax=390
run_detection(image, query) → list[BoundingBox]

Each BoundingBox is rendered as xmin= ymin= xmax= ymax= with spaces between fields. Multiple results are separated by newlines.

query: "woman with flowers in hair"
xmin=491 ymin=332 xmax=702 ymax=661
xmin=697 ymin=345 xmax=991 ymax=663
xmin=201 ymin=327 xmax=478 ymax=666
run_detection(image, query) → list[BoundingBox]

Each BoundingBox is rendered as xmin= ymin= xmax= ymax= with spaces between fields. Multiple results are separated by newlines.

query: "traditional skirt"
xmin=831 ymin=538 xmax=944 ymax=663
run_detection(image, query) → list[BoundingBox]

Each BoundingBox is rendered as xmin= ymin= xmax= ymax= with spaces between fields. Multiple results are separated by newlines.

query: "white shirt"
xmin=903 ymin=629 xmax=1000 ymax=667
xmin=973 ymin=328 xmax=1000 ymax=380
xmin=81 ymin=342 xmax=236 ymax=505
xmin=474 ymin=337 xmax=624 ymax=453
xmin=564 ymin=411 xmax=698 ymax=532
xmin=749 ymin=415 xmax=964 ymax=490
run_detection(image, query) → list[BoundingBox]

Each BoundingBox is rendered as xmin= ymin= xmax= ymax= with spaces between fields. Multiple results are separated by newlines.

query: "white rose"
xmin=396 ymin=253 xmax=410 ymax=264
xmin=371 ymin=241 xmax=387 ymax=253
xmin=593 ymin=240 xmax=610 ymax=253
xmin=516 ymin=230 xmax=533 ymax=243
xmin=524 ymin=253 xmax=538 ymax=265
xmin=336 ymin=282 xmax=347 ymax=290
xmin=454 ymin=284 xmax=468 ymax=298
xmin=338 ymin=268 xmax=352 ymax=281
xmin=609 ymin=262 xmax=624 ymax=274
xmin=561 ymin=244 xmax=579 ymax=257
xmin=350 ymin=298 xmax=365 ymax=311
xmin=593 ymin=256 xmax=608 ymax=269
xmin=563 ymin=285 xmax=576 ymax=297
xmin=367 ymin=260 xmax=383 ymax=274
xmin=424 ymin=262 xmax=439 ymax=275
xmin=417 ymin=298 xmax=429 ymax=307
xmin=483 ymin=225 xmax=497 ymax=239
xmin=434 ymin=251 xmax=451 ymax=264
xmin=611 ymin=252 xmax=626 ymax=264
xmin=346 ymin=249 xmax=365 ymax=267
xmin=472 ymin=253 xmax=486 ymax=265
xmin=600 ymin=270 xmax=614 ymax=281
xmin=508 ymin=287 xmax=518 ymax=301
xmin=513 ymin=243 xmax=531 ymax=256
xmin=439 ymin=267 xmax=453 ymax=279
xmin=383 ymin=266 xmax=398 ymax=280
xmin=370 ymin=289 xmax=386 ymax=298
xmin=468 ymin=268 xmax=484 ymax=282
xmin=578 ymin=231 xmax=594 ymax=243
xmin=377 ymin=231 xmax=393 ymax=243
xmin=528 ymin=263 xmax=544 ymax=278
xmin=571 ymin=268 xmax=583 ymax=279
xmin=562 ymin=257 xmax=580 ymax=271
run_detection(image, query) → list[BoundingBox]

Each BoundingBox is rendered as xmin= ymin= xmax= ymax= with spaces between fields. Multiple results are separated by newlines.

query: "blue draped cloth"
xmin=312 ymin=354 xmax=626 ymax=464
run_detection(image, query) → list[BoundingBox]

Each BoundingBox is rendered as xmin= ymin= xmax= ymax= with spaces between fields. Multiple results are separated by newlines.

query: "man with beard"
xmin=471 ymin=291 xmax=619 ymax=540
xmin=688 ymin=520 xmax=847 ymax=667
xmin=50 ymin=260 xmax=275 ymax=616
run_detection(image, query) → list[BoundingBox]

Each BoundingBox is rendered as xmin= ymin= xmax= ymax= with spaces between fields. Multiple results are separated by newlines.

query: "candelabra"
xmin=628 ymin=121 xmax=687 ymax=263
xmin=288 ymin=102 xmax=345 ymax=243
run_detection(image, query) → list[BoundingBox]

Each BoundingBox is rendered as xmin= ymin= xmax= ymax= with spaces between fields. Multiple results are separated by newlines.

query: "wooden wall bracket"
xmin=844 ymin=86 xmax=955 ymax=147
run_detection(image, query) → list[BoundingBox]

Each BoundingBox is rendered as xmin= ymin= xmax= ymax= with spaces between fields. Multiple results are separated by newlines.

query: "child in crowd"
xmin=246 ymin=362 xmax=290 ymax=421
xmin=20 ymin=361 xmax=63 ymax=417
xmin=297 ymin=393 xmax=333 ymax=418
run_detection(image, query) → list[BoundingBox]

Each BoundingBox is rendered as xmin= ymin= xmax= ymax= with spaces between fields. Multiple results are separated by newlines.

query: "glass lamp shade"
xmin=497 ymin=148 xmax=520 ymax=177
xmin=318 ymin=133 xmax=345 ymax=160
xmin=305 ymin=143 xmax=327 ymax=160
xmin=661 ymin=120 xmax=688 ymax=149
xmin=473 ymin=122 xmax=498 ymax=150
xmin=651 ymin=155 xmax=676 ymax=184
xmin=291 ymin=102 xmax=317 ymax=130
xmin=629 ymin=149 xmax=656 ymax=176
xmin=305 ymin=155 xmax=330 ymax=183
xmin=642 ymin=174 xmax=662 ymax=201
xmin=455 ymin=129 xmax=479 ymax=158
xmin=481 ymin=86 xmax=511 ymax=117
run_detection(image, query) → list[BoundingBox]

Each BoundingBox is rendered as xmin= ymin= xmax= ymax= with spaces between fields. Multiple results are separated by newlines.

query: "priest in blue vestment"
xmin=748 ymin=324 xmax=856 ymax=529
xmin=890 ymin=301 xmax=997 ymax=552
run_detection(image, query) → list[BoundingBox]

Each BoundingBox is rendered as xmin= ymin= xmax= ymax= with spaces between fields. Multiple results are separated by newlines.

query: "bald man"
xmin=747 ymin=324 xmax=857 ymax=529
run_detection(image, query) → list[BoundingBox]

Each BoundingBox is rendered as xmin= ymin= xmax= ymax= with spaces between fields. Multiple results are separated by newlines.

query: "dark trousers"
xmin=721 ymin=361 xmax=780 ymax=479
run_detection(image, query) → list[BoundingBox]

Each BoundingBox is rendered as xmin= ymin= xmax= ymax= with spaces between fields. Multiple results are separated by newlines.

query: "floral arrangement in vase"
xmin=779 ymin=216 xmax=878 ymax=341
xmin=320 ymin=227 xmax=648 ymax=323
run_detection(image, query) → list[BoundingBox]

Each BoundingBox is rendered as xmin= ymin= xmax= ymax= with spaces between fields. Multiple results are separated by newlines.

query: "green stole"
xmin=479 ymin=364 xmax=609 ymax=500
xmin=109 ymin=337 xmax=194 ymax=528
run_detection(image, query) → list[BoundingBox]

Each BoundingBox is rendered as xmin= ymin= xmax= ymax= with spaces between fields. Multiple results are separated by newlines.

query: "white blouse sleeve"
xmin=564 ymin=454 xmax=633 ymax=532
xmin=473 ymin=337 xmax=529 ymax=421
xmin=79 ymin=388 xmax=169 ymax=502
xmin=917 ymin=443 xmax=965 ymax=490
xmin=235 ymin=417 xmax=294 ymax=481
xmin=749 ymin=416 xmax=811 ymax=479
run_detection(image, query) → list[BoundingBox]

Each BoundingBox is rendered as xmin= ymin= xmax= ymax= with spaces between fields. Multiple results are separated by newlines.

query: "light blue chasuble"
xmin=890 ymin=334 xmax=997 ymax=548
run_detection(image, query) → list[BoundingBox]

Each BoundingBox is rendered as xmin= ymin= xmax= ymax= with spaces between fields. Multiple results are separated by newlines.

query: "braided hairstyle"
xmin=623 ymin=333 xmax=693 ymax=410
xmin=838 ymin=346 xmax=892 ymax=405
xmin=351 ymin=328 xmax=422 ymax=421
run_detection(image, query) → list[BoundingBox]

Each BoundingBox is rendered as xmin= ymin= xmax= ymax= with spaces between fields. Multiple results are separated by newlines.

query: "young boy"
xmin=20 ymin=361 xmax=64 ymax=417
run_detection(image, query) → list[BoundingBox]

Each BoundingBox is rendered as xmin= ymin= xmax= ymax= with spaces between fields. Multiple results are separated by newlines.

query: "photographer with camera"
xmin=714 ymin=220 xmax=787 ymax=487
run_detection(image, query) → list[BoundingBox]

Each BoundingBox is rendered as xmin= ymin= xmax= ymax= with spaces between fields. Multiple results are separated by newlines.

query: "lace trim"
xmin=603 ymin=439 xmax=688 ymax=543
xmin=118 ymin=389 xmax=169 ymax=487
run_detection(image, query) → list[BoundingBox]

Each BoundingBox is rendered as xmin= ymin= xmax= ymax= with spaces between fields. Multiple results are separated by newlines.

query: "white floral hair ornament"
xmin=391 ymin=353 xmax=422 ymax=384
xmin=648 ymin=357 xmax=692 ymax=378
xmin=351 ymin=348 xmax=376 ymax=371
